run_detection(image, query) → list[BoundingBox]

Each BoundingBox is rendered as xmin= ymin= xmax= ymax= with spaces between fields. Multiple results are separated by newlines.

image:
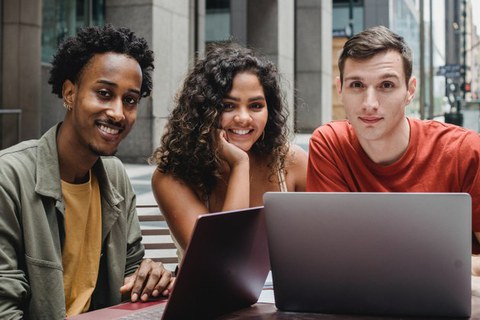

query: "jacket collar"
xmin=34 ymin=122 xmax=124 ymax=209
xmin=35 ymin=124 xmax=63 ymax=201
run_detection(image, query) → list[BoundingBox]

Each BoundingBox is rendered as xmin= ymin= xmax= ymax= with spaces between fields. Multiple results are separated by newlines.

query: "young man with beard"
xmin=0 ymin=25 xmax=172 ymax=319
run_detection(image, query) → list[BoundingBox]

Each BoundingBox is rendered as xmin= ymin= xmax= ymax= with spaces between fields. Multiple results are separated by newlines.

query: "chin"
xmin=232 ymin=143 xmax=252 ymax=152
xmin=89 ymin=144 xmax=118 ymax=157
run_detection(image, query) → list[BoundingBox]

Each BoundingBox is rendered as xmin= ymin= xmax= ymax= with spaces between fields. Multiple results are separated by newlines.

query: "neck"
xmin=359 ymin=118 xmax=410 ymax=165
xmin=57 ymin=123 xmax=98 ymax=183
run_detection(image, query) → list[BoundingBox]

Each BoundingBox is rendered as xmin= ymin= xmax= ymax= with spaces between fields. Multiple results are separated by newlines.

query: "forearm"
xmin=125 ymin=195 xmax=145 ymax=276
xmin=0 ymin=270 xmax=29 ymax=319
xmin=222 ymin=161 xmax=250 ymax=211
xmin=0 ymin=195 xmax=30 ymax=317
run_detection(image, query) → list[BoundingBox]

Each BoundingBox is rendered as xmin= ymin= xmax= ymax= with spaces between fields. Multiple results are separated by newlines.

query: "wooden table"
xmin=71 ymin=277 xmax=480 ymax=319
xmin=217 ymin=277 xmax=480 ymax=319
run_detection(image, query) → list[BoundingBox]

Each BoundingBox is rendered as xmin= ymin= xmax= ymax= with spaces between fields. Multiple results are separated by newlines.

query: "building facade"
xmin=0 ymin=0 xmax=333 ymax=161
xmin=1 ymin=0 xmax=478 ymax=161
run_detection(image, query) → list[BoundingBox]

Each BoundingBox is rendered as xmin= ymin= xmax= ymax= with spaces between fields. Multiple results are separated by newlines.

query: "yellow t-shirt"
xmin=61 ymin=172 xmax=102 ymax=316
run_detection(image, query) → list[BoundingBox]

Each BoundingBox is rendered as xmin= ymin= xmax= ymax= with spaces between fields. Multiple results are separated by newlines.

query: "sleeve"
xmin=123 ymin=170 xmax=145 ymax=277
xmin=0 ymin=174 xmax=30 ymax=319
xmin=306 ymin=127 xmax=351 ymax=192
xmin=461 ymin=133 xmax=480 ymax=233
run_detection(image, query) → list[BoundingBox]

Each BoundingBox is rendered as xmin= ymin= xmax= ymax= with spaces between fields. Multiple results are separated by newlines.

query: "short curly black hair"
xmin=49 ymin=24 xmax=154 ymax=98
xmin=150 ymin=42 xmax=289 ymax=199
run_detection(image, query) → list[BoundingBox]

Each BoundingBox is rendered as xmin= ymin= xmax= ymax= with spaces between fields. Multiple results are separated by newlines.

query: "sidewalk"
xmin=124 ymin=163 xmax=157 ymax=205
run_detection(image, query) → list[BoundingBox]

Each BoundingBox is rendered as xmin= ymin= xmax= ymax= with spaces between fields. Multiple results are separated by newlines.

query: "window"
xmin=42 ymin=0 xmax=105 ymax=63
xmin=332 ymin=0 xmax=364 ymax=37
xmin=205 ymin=0 xmax=231 ymax=43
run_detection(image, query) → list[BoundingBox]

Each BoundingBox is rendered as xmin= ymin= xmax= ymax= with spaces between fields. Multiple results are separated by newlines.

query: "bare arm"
xmin=286 ymin=144 xmax=308 ymax=192
xmin=151 ymin=130 xmax=251 ymax=251
xmin=152 ymin=170 xmax=210 ymax=251
xmin=473 ymin=233 xmax=480 ymax=276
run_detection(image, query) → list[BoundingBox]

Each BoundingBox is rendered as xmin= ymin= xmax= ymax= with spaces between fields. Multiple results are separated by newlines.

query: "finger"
xmin=140 ymin=264 xmax=171 ymax=301
xmin=162 ymin=277 xmax=176 ymax=296
xmin=218 ymin=129 xmax=228 ymax=142
xmin=130 ymin=260 xmax=152 ymax=302
xmin=119 ymin=269 xmax=138 ymax=294
xmin=151 ymin=268 xmax=173 ymax=297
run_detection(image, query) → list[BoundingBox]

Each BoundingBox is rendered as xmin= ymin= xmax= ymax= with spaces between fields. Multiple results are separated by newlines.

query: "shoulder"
xmin=151 ymin=167 xmax=203 ymax=207
xmin=285 ymin=143 xmax=308 ymax=178
xmin=286 ymin=143 xmax=307 ymax=164
xmin=311 ymin=120 xmax=353 ymax=144
xmin=0 ymin=139 xmax=38 ymax=160
xmin=410 ymin=118 xmax=480 ymax=147
xmin=99 ymin=156 xmax=128 ymax=176
xmin=152 ymin=167 xmax=190 ymax=192
xmin=309 ymin=120 xmax=357 ymax=157
xmin=0 ymin=140 xmax=38 ymax=177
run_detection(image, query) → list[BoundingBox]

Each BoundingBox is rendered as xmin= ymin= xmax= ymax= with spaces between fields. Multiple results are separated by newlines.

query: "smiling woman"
xmin=149 ymin=42 xmax=307 ymax=261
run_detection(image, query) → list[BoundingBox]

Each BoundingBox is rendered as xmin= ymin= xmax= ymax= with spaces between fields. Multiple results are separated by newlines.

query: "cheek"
xmin=255 ymin=116 xmax=268 ymax=133
xmin=125 ymin=109 xmax=138 ymax=125
xmin=219 ymin=113 xmax=229 ymax=128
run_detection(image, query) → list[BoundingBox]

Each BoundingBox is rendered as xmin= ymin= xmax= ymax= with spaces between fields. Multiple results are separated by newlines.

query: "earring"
xmin=261 ymin=131 xmax=265 ymax=141
xmin=63 ymin=101 xmax=71 ymax=111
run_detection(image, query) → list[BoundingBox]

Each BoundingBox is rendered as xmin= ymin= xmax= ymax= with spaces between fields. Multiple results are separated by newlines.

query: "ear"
xmin=62 ymin=80 xmax=76 ymax=107
xmin=335 ymin=76 xmax=342 ymax=97
xmin=405 ymin=76 xmax=416 ymax=104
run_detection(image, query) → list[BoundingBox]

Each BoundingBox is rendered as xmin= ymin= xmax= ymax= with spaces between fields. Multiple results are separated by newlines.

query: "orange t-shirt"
xmin=307 ymin=118 xmax=480 ymax=252
xmin=61 ymin=173 xmax=102 ymax=316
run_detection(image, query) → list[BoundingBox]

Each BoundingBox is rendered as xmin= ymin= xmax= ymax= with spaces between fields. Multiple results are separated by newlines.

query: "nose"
xmin=233 ymin=107 xmax=252 ymax=124
xmin=362 ymin=87 xmax=379 ymax=112
xmin=105 ymin=99 xmax=125 ymax=122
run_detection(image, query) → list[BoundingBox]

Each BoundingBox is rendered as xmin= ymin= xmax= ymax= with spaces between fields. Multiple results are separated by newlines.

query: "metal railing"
xmin=0 ymin=109 xmax=22 ymax=148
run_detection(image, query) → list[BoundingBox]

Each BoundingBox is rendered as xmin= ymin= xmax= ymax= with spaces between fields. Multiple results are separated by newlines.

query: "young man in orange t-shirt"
xmin=306 ymin=26 xmax=480 ymax=273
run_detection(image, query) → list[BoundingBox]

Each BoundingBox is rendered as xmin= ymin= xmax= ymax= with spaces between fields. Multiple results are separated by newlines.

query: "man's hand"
xmin=120 ymin=259 xmax=174 ymax=302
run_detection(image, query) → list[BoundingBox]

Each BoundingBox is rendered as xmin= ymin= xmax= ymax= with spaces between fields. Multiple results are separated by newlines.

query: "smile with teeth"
xmin=99 ymin=124 xmax=120 ymax=135
xmin=230 ymin=129 xmax=252 ymax=135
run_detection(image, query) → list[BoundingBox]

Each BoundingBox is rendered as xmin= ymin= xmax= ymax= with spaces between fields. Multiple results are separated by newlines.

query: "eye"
xmin=97 ymin=89 xmax=112 ymax=99
xmin=381 ymin=81 xmax=395 ymax=89
xmin=222 ymin=102 xmax=235 ymax=111
xmin=123 ymin=95 xmax=139 ymax=107
xmin=350 ymin=81 xmax=363 ymax=88
xmin=250 ymin=103 xmax=265 ymax=110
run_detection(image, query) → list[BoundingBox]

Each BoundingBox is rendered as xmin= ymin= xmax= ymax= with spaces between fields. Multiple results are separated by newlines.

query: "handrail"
xmin=0 ymin=108 xmax=22 ymax=145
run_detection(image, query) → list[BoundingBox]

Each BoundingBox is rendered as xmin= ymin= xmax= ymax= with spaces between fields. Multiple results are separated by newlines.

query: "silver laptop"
xmin=263 ymin=192 xmax=472 ymax=318
xmin=69 ymin=206 xmax=270 ymax=320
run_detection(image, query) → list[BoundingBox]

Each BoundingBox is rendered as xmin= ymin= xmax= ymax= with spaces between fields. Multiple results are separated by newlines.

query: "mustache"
xmin=96 ymin=118 xmax=125 ymax=130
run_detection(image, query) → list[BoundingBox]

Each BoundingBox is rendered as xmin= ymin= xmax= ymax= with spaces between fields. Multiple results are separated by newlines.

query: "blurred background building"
xmin=1 ymin=0 xmax=479 ymax=162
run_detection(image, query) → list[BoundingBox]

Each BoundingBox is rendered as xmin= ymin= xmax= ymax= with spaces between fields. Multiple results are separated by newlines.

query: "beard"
xmin=88 ymin=143 xmax=118 ymax=157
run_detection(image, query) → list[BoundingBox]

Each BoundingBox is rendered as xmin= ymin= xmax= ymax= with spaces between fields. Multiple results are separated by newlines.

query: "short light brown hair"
xmin=338 ymin=25 xmax=413 ymax=87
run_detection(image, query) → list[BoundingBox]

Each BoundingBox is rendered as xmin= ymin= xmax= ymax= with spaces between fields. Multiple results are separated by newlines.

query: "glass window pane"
xmin=42 ymin=0 xmax=105 ymax=63
xmin=205 ymin=0 xmax=231 ymax=43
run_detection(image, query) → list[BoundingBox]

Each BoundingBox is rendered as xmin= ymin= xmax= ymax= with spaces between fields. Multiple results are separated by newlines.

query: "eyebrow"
xmin=223 ymin=94 xmax=266 ymax=102
xmin=97 ymin=79 xmax=141 ymax=95
xmin=344 ymin=73 xmax=401 ymax=82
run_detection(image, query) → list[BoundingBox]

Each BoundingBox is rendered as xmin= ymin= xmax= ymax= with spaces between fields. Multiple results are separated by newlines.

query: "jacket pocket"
xmin=25 ymin=254 xmax=65 ymax=320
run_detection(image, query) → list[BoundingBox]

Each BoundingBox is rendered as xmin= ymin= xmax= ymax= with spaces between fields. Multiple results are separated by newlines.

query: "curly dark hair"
xmin=150 ymin=42 xmax=289 ymax=199
xmin=49 ymin=24 xmax=154 ymax=98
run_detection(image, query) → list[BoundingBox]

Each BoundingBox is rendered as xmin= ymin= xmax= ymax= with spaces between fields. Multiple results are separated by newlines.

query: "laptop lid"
xmin=162 ymin=206 xmax=270 ymax=319
xmin=68 ymin=206 xmax=270 ymax=320
xmin=264 ymin=192 xmax=471 ymax=318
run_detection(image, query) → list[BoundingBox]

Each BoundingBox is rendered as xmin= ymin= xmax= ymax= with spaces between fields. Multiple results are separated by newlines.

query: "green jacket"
xmin=0 ymin=124 xmax=145 ymax=319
